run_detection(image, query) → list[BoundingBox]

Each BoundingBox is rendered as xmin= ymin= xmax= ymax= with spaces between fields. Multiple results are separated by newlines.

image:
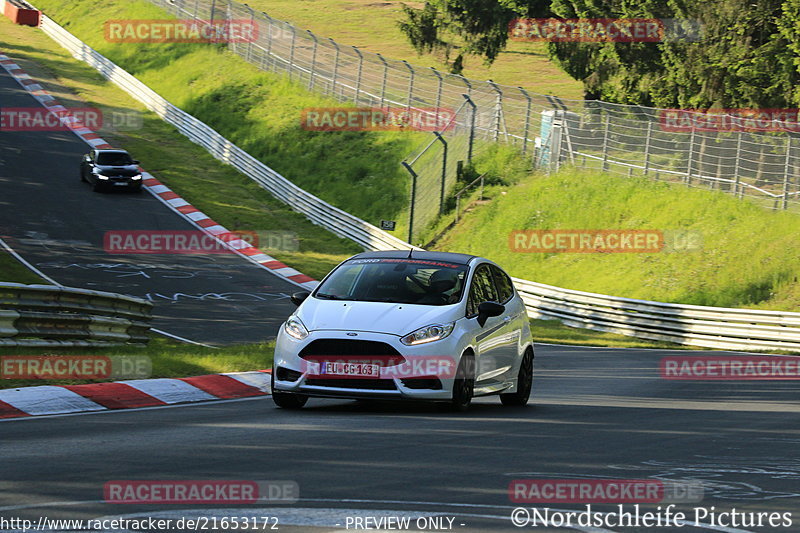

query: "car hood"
xmin=296 ymin=297 xmax=464 ymax=336
xmin=94 ymin=164 xmax=140 ymax=177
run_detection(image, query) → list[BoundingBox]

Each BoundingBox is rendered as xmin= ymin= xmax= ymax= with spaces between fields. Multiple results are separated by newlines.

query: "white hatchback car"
xmin=271 ymin=250 xmax=534 ymax=411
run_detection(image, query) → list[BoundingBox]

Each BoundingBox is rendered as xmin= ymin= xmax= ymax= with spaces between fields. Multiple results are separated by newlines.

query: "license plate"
xmin=321 ymin=362 xmax=379 ymax=377
xmin=113 ymin=182 xmax=128 ymax=186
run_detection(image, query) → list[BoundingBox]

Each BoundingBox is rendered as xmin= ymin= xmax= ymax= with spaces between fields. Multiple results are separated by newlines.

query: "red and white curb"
xmin=0 ymin=52 xmax=318 ymax=290
xmin=0 ymin=371 xmax=272 ymax=419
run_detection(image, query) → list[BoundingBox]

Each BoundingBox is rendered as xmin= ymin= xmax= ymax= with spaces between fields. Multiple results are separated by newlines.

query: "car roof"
xmin=349 ymin=250 xmax=478 ymax=265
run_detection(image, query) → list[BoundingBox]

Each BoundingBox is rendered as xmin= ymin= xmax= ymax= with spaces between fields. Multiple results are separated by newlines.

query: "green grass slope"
xmin=434 ymin=168 xmax=800 ymax=311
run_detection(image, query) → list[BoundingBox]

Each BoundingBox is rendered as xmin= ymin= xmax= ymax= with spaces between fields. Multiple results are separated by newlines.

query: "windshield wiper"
xmin=315 ymin=293 xmax=342 ymax=300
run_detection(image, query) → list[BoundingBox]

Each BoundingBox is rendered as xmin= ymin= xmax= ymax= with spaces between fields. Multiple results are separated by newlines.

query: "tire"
xmin=80 ymin=170 xmax=87 ymax=183
xmin=271 ymin=369 xmax=308 ymax=409
xmin=92 ymin=181 xmax=105 ymax=193
xmin=501 ymin=349 xmax=533 ymax=407
xmin=450 ymin=353 xmax=475 ymax=412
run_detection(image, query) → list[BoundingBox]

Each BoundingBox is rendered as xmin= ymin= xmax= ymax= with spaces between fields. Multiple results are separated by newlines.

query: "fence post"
xmin=643 ymin=120 xmax=652 ymax=175
xmin=401 ymin=162 xmax=418 ymax=242
xmin=519 ymin=87 xmax=532 ymax=154
xmin=733 ymin=131 xmax=742 ymax=197
xmin=488 ymin=80 xmax=502 ymax=142
xmin=403 ymin=60 xmax=414 ymax=112
xmin=463 ymin=94 xmax=476 ymax=163
xmin=601 ymin=114 xmax=610 ymax=172
xmin=783 ymin=137 xmax=792 ymax=210
xmin=329 ymin=38 xmax=340 ymax=97
xmin=287 ymin=24 xmax=297 ymax=81
xmin=433 ymin=132 xmax=448 ymax=214
xmin=686 ymin=129 xmax=695 ymax=184
xmin=210 ymin=0 xmax=216 ymax=22
xmin=261 ymin=14 xmax=273 ymax=72
xmin=307 ymin=30 xmax=318 ymax=90
xmin=431 ymin=67 xmax=443 ymax=115
xmin=246 ymin=6 xmax=255 ymax=63
xmin=353 ymin=46 xmax=364 ymax=104
xmin=194 ymin=0 xmax=199 ymax=19
xmin=377 ymin=54 xmax=389 ymax=108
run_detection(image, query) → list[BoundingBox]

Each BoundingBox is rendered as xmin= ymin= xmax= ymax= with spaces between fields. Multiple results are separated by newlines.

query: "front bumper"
xmin=273 ymin=328 xmax=464 ymax=401
xmin=95 ymin=174 xmax=142 ymax=188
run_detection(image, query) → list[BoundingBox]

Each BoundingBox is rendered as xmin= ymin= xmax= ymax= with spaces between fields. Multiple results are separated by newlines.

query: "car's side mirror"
xmin=291 ymin=291 xmax=310 ymax=306
xmin=132 ymin=160 xmax=140 ymax=165
xmin=477 ymin=301 xmax=504 ymax=327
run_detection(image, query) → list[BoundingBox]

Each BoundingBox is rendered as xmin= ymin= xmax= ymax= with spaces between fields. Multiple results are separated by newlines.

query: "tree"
xmin=399 ymin=0 xmax=800 ymax=108
xmin=398 ymin=0 xmax=550 ymax=74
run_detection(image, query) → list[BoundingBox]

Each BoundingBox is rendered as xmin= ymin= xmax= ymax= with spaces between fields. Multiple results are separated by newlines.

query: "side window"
xmin=491 ymin=265 xmax=514 ymax=304
xmin=466 ymin=264 xmax=498 ymax=317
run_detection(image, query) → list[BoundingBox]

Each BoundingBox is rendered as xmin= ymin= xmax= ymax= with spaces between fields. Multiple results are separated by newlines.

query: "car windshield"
xmin=315 ymin=258 xmax=468 ymax=305
xmin=96 ymin=152 xmax=134 ymax=166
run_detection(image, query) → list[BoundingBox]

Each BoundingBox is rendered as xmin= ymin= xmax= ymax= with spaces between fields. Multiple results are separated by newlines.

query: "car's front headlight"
xmin=131 ymin=174 xmax=142 ymax=180
xmin=284 ymin=316 xmax=309 ymax=340
xmin=400 ymin=322 xmax=455 ymax=345
xmin=96 ymin=175 xmax=109 ymax=180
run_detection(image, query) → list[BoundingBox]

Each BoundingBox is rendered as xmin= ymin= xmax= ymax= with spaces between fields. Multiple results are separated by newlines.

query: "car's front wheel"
xmin=271 ymin=370 xmax=308 ymax=409
xmin=450 ymin=353 xmax=474 ymax=412
xmin=501 ymin=349 xmax=533 ymax=407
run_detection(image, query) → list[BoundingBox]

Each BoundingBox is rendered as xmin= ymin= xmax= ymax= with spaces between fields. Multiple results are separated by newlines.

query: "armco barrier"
xmin=515 ymin=279 xmax=800 ymax=352
xmin=0 ymin=282 xmax=152 ymax=346
xmin=30 ymin=14 xmax=800 ymax=352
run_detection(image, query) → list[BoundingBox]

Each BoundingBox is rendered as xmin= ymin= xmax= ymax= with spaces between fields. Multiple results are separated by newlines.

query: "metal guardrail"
xmin=0 ymin=282 xmax=153 ymax=346
xmin=513 ymin=279 xmax=800 ymax=352
xmin=34 ymin=15 xmax=800 ymax=352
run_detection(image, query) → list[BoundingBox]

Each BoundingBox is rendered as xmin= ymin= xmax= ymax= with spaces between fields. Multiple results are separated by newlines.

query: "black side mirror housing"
xmin=291 ymin=291 xmax=311 ymax=306
xmin=477 ymin=301 xmax=504 ymax=327
xmin=132 ymin=160 xmax=140 ymax=165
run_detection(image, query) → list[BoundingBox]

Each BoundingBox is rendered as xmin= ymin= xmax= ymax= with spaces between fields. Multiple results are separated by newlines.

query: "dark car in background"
xmin=80 ymin=149 xmax=143 ymax=192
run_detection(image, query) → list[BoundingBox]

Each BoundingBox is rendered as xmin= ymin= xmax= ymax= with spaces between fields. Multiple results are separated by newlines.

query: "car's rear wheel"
xmin=450 ymin=353 xmax=474 ymax=412
xmin=271 ymin=369 xmax=308 ymax=409
xmin=501 ymin=349 xmax=533 ymax=407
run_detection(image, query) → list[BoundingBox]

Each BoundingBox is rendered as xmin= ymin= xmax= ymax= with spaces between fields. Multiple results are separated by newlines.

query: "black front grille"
xmin=299 ymin=339 xmax=404 ymax=366
xmin=276 ymin=366 xmax=303 ymax=382
xmin=305 ymin=378 xmax=397 ymax=390
xmin=400 ymin=377 xmax=443 ymax=390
